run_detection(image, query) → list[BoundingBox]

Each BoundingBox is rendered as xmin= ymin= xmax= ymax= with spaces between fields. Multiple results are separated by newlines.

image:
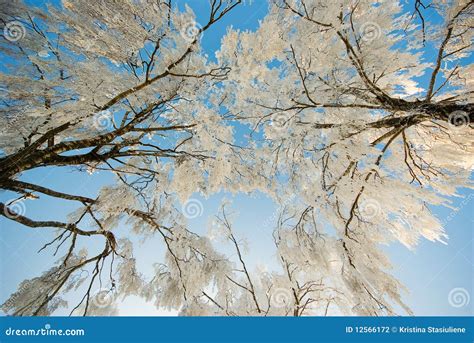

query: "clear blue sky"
xmin=0 ymin=0 xmax=472 ymax=316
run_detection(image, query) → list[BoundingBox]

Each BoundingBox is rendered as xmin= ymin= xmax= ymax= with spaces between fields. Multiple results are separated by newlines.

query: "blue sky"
xmin=0 ymin=0 xmax=472 ymax=316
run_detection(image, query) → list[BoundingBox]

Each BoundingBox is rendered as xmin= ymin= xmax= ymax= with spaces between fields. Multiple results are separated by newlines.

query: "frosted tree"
xmin=215 ymin=0 xmax=473 ymax=315
xmin=1 ymin=0 xmax=472 ymax=317
xmin=0 ymin=0 xmax=253 ymax=316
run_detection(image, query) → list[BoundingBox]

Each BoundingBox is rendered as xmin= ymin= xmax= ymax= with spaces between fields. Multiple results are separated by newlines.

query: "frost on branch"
xmin=1 ymin=252 xmax=87 ymax=316
xmin=215 ymin=0 xmax=473 ymax=315
xmin=0 ymin=0 xmax=472 ymax=316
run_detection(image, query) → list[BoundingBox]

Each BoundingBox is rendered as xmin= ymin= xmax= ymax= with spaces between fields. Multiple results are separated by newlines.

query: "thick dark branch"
xmin=426 ymin=1 xmax=473 ymax=100
xmin=2 ymin=179 xmax=95 ymax=203
xmin=0 ymin=202 xmax=100 ymax=237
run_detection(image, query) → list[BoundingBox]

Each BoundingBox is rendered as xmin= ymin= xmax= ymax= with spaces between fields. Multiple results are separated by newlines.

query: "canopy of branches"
xmin=0 ymin=0 xmax=472 ymax=316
